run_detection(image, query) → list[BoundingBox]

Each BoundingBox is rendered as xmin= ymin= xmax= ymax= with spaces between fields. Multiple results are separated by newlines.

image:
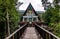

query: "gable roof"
xmin=23 ymin=3 xmax=38 ymax=16
xmin=26 ymin=3 xmax=34 ymax=10
xmin=20 ymin=3 xmax=40 ymax=21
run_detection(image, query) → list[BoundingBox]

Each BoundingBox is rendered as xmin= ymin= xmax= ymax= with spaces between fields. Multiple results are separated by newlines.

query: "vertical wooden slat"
xmin=46 ymin=33 xmax=48 ymax=39
xmin=17 ymin=31 xmax=19 ymax=39
xmin=50 ymin=35 xmax=54 ymax=39
xmin=35 ymin=23 xmax=60 ymax=39
xmin=12 ymin=35 xmax=14 ymax=39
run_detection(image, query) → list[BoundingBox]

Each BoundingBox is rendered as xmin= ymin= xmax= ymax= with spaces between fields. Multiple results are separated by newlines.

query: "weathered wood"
xmin=5 ymin=23 xmax=27 ymax=39
xmin=21 ymin=27 xmax=39 ymax=39
xmin=35 ymin=23 xmax=60 ymax=39
xmin=5 ymin=22 xmax=60 ymax=39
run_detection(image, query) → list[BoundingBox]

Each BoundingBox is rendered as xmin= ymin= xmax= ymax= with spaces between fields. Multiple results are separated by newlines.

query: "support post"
xmin=37 ymin=17 xmax=38 ymax=22
xmin=32 ymin=17 xmax=33 ymax=22
xmin=27 ymin=17 xmax=29 ymax=22
xmin=23 ymin=17 xmax=24 ymax=22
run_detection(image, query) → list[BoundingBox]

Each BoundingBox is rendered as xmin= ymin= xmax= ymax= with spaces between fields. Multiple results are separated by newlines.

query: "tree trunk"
xmin=7 ymin=12 xmax=10 ymax=36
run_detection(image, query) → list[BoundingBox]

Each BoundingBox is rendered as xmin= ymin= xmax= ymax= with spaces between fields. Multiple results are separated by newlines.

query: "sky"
xmin=18 ymin=0 xmax=53 ymax=11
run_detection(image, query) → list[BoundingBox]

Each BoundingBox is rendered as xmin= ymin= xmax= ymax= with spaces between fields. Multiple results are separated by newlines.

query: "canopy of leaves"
xmin=0 ymin=0 xmax=20 ymax=39
xmin=42 ymin=0 xmax=60 ymax=37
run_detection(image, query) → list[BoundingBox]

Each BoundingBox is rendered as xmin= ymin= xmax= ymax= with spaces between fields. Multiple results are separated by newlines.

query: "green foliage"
xmin=42 ymin=0 xmax=60 ymax=37
xmin=0 ymin=0 xmax=20 ymax=39
xmin=54 ymin=23 xmax=60 ymax=37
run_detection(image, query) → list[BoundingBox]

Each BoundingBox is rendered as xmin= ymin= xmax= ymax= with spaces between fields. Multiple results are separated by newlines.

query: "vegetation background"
xmin=0 ymin=0 xmax=60 ymax=39
xmin=42 ymin=0 xmax=60 ymax=37
xmin=0 ymin=0 xmax=20 ymax=39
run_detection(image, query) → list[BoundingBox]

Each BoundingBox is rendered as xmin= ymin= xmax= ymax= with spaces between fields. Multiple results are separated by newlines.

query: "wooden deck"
xmin=5 ymin=23 xmax=60 ymax=39
xmin=20 ymin=27 xmax=39 ymax=39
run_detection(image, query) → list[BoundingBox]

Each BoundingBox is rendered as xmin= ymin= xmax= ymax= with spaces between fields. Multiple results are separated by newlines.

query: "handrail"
xmin=35 ymin=23 xmax=60 ymax=39
xmin=5 ymin=23 xmax=27 ymax=39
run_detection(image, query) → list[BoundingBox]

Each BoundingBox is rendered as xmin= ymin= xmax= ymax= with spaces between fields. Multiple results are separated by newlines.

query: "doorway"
xmin=29 ymin=18 xmax=32 ymax=22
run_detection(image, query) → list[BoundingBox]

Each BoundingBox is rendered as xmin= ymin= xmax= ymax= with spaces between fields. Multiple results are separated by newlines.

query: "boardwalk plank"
xmin=21 ymin=27 xmax=39 ymax=39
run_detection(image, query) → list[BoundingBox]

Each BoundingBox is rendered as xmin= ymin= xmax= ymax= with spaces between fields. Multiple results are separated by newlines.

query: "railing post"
xmin=44 ymin=31 xmax=46 ymax=39
xmin=50 ymin=35 xmax=54 ymax=39
xmin=10 ymin=35 xmax=14 ymax=39
xmin=15 ymin=33 xmax=17 ymax=39
xmin=19 ymin=30 xmax=20 ymax=38
xmin=46 ymin=33 xmax=48 ymax=39
xmin=12 ymin=35 xmax=14 ymax=39
xmin=35 ymin=23 xmax=60 ymax=39
xmin=17 ymin=31 xmax=19 ymax=39
xmin=5 ymin=23 xmax=27 ymax=39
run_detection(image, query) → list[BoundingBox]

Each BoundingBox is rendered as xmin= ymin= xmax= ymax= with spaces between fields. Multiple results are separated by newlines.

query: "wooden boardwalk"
xmin=21 ymin=27 xmax=39 ymax=39
xmin=5 ymin=23 xmax=60 ymax=39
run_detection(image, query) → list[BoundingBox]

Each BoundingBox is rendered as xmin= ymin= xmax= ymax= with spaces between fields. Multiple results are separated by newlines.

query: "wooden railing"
xmin=35 ymin=23 xmax=60 ymax=39
xmin=5 ymin=23 xmax=27 ymax=39
xmin=5 ymin=22 xmax=60 ymax=39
